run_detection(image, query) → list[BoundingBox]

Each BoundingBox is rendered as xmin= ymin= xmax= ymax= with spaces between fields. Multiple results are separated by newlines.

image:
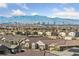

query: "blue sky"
xmin=0 ymin=3 xmax=79 ymax=19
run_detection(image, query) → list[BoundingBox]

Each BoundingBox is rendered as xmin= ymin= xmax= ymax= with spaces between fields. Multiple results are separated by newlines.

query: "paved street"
xmin=50 ymin=49 xmax=74 ymax=56
xmin=5 ymin=49 xmax=57 ymax=56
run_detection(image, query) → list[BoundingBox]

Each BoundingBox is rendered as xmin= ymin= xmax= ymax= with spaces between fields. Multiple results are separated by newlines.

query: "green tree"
xmin=33 ymin=31 xmax=38 ymax=35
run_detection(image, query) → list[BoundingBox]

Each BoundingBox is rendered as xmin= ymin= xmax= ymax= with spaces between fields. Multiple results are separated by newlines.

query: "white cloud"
xmin=52 ymin=8 xmax=61 ymax=12
xmin=31 ymin=12 xmax=38 ymax=16
xmin=17 ymin=4 xmax=29 ymax=10
xmin=0 ymin=3 xmax=7 ymax=8
xmin=22 ymin=4 xmax=29 ymax=10
xmin=11 ymin=9 xmax=26 ymax=16
xmin=52 ymin=7 xmax=79 ymax=19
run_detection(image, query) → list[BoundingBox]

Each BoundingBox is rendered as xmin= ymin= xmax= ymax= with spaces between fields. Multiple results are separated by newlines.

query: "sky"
xmin=0 ymin=3 xmax=79 ymax=19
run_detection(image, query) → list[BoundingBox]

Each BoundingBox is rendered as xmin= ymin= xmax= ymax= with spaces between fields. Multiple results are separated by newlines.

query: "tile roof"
xmin=0 ymin=35 xmax=79 ymax=47
xmin=9 ymin=45 xmax=18 ymax=48
xmin=60 ymin=40 xmax=79 ymax=47
xmin=36 ymin=40 xmax=45 ymax=45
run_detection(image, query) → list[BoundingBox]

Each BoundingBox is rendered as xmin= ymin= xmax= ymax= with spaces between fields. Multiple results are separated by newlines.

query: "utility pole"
xmin=44 ymin=50 xmax=46 ymax=56
xmin=54 ymin=21 xmax=56 ymax=25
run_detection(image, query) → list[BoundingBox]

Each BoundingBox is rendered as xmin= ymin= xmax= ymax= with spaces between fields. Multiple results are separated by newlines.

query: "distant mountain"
xmin=0 ymin=15 xmax=79 ymax=25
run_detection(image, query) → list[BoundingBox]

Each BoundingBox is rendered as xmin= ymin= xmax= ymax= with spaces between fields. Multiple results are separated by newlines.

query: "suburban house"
xmin=36 ymin=40 xmax=45 ymax=50
xmin=68 ymin=32 xmax=75 ymax=37
xmin=31 ymin=42 xmax=36 ymax=49
xmin=19 ymin=36 xmax=79 ymax=51
xmin=38 ymin=31 xmax=43 ymax=35
xmin=46 ymin=31 xmax=51 ymax=36
xmin=59 ymin=32 xmax=66 ymax=37
xmin=0 ymin=34 xmax=79 ymax=55
xmin=7 ymin=45 xmax=21 ymax=54
xmin=0 ymin=44 xmax=10 ymax=55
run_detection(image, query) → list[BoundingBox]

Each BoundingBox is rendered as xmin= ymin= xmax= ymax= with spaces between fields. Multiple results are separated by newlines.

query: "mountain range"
xmin=0 ymin=15 xmax=79 ymax=25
